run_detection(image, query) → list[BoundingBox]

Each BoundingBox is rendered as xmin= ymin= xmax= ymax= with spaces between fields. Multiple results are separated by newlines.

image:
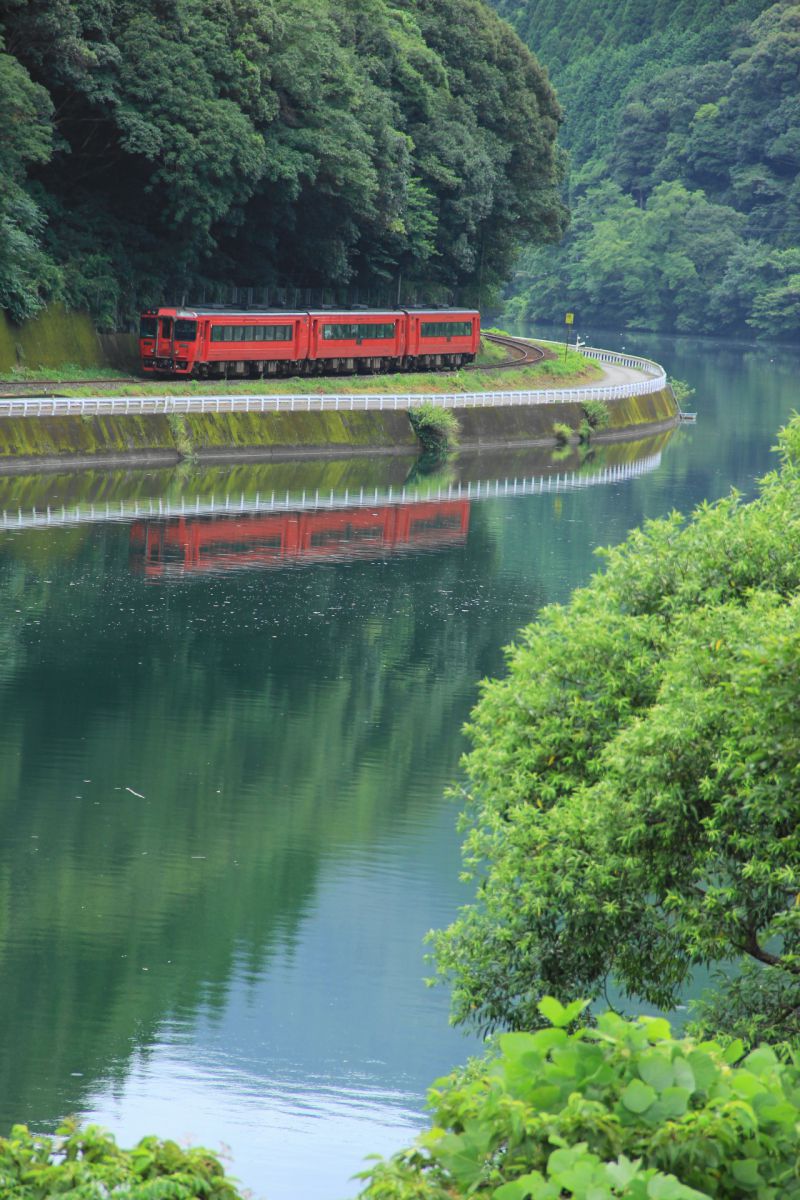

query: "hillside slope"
xmin=495 ymin=0 xmax=800 ymax=337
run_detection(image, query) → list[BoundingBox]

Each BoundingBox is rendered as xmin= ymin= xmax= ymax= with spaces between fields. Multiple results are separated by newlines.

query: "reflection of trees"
xmin=0 ymin=510 xmax=506 ymax=1130
xmin=0 ymin=430 xmax=676 ymax=1130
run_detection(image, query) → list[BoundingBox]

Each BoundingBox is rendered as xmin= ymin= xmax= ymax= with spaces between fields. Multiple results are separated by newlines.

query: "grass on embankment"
xmin=55 ymin=344 xmax=601 ymax=398
xmin=0 ymin=363 xmax=132 ymax=383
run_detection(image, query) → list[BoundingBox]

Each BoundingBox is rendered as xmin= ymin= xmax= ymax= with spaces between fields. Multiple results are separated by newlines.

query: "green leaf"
xmin=537 ymin=997 xmax=570 ymax=1027
xmin=605 ymin=1155 xmax=643 ymax=1189
xmin=652 ymin=1086 xmax=691 ymax=1120
xmin=731 ymin=1159 xmax=761 ymax=1189
xmin=672 ymin=1057 xmax=696 ymax=1092
xmin=621 ymin=1079 xmax=658 ymax=1114
xmin=687 ymin=1050 xmax=719 ymax=1091
xmin=638 ymin=1017 xmax=672 ymax=1043
xmin=638 ymin=1052 xmax=674 ymax=1092
xmin=723 ymin=1039 xmax=745 ymax=1064
xmin=493 ymin=1171 xmax=546 ymax=1200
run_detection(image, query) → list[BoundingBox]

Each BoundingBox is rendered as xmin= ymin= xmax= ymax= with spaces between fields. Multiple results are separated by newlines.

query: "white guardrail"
xmin=1 ymin=454 xmax=663 ymax=532
xmin=0 ymin=348 xmax=668 ymax=418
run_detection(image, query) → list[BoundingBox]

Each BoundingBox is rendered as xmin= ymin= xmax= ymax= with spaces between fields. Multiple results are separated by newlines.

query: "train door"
xmin=157 ymin=315 xmax=173 ymax=360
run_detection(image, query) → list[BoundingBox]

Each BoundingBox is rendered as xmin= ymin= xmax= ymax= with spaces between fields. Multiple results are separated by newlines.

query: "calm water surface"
xmin=0 ymin=333 xmax=796 ymax=1197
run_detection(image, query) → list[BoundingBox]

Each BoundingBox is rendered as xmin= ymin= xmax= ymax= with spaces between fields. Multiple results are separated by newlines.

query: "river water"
xmin=0 ymin=332 xmax=796 ymax=1197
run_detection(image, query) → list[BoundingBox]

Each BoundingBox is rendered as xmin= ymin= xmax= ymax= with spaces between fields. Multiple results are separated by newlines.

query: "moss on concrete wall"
xmin=0 ymin=414 xmax=175 ymax=460
xmin=0 ymin=315 xmax=18 ymax=373
xmin=1 ymin=305 xmax=104 ymax=372
xmin=98 ymin=332 xmax=139 ymax=371
xmin=605 ymin=387 xmax=677 ymax=429
xmin=183 ymin=409 xmax=418 ymax=455
xmin=454 ymin=388 xmax=677 ymax=446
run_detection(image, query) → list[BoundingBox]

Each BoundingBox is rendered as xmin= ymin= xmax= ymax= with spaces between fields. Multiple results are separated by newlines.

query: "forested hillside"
xmin=0 ymin=0 xmax=565 ymax=330
xmin=495 ymin=0 xmax=800 ymax=337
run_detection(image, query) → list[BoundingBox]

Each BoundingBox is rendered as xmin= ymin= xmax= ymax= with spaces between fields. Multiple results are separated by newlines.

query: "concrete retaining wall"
xmin=0 ymin=387 xmax=678 ymax=471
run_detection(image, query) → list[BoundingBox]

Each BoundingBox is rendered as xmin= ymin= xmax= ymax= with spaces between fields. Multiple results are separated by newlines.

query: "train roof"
xmin=145 ymin=306 xmax=478 ymax=318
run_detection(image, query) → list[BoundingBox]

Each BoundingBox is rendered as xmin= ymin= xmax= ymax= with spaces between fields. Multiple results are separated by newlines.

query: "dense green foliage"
xmin=408 ymin=402 xmax=461 ymax=454
xmin=431 ymin=416 xmax=800 ymax=1046
xmin=359 ymin=1002 xmax=800 ymax=1200
xmin=0 ymin=1121 xmax=245 ymax=1198
xmin=0 ymin=0 xmax=565 ymax=328
xmin=495 ymin=0 xmax=800 ymax=337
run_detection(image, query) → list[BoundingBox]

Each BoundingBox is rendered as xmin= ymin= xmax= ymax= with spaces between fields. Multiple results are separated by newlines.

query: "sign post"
xmin=564 ymin=311 xmax=574 ymax=360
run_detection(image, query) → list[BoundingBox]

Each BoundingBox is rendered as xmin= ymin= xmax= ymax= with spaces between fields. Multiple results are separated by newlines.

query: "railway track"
xmin=0 ymin=334 xmax=544 ymax=396
xmin=473 ymin=333 xmax=546 ymax=369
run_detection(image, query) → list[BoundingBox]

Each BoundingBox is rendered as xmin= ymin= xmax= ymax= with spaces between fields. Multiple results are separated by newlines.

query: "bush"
xmin=552 ymin=421 xmax=572 ymax=444
xmin=358 ymin=1001 xmax=800 ymax=1200
xmin=581 ymin=399 xmax=610 ymax=429
xmin=408 ymin=403 xmax=461 ymax=454
xmin=0 ymin=1121 xmax=245 ymax=1198
xmin=669 ymin=378 xmax=696 ymax=408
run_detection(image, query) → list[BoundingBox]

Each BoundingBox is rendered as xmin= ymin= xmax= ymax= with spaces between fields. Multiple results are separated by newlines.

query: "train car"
xmin=404 ymin=308 xmax=480 ymax=369
xmin=139 ymin=307 xmax=309 ymax=378
xmin=307 ymin=310 xmax=405 ymax=374
xmin=139 ymin=305 xmax=480 ymax=378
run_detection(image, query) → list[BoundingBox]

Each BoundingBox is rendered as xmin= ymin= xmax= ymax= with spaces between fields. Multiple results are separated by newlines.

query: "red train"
xmin=138 ymin=306 xmax=480 ymax=378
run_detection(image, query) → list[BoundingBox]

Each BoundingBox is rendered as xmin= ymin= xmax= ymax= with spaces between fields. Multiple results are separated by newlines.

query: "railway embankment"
xmin=0 ymin=309 xmax=679 ymax=469
xmin=0 ymin=385 xmax=677 ymax=472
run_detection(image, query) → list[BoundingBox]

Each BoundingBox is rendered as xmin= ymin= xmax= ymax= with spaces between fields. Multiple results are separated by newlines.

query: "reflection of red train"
xmin=138 ymin=306 xmax=480 ymax=378
xmin=129 ymin=500 xmax=470 ymax=576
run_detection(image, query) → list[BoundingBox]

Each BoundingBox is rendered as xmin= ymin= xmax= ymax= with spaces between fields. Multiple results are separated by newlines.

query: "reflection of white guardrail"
xmin=0 ymin=348 xmax=668 ymax=417
xmin=1 ymin=453 xmax=662 ymax=531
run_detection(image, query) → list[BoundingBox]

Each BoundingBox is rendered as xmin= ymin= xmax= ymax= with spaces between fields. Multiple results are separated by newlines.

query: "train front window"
xmin=160 ymin=317 xmax=173 ymax=339
xmin=174 ymin=319 xmax=197 ymax=341
xmin=139 ymin=317 xmax=157 ymax=339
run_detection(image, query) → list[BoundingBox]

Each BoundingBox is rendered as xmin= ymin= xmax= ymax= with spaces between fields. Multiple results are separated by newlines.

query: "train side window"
xmin=173 ymin=319 xmax=197 ymax=341
xmin=243 ymin=326 xmax=254 ymax=341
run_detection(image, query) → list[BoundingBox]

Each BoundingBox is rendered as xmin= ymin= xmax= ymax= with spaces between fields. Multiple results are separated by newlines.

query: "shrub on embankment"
xmin=408 ymin=403 xmax=461 ymax=454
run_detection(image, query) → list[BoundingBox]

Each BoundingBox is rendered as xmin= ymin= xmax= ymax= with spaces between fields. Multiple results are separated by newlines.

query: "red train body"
xmin=138 ymin=306 xmax=480 ymax=379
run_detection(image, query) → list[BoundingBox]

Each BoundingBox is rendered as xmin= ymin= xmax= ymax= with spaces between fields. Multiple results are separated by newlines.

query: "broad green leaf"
xmin=538 ymin=997 xmax=570 ymax=1027
xmin=731 ymin=1159 xmax=762 ymax=1188
xmin=687 ymin=1050 xmax=719 ymax=1091
xmin=672 ymin=1057 xmax=696 ymax=1092
xmin=605 ymin=1156 xmax=643 ymax=1189
xmin=621 ymin=1079 xmax=657 ymax=1114
xmin=499 ymin=1032 xmax=545 ymax=1063
xmin=493 ymin=1171 xmax=546 ymax=1200
xmin=723 ymin=1039 xmax=746 ymax=1064
xmin=638 ymin=1017 xmax=672 ymax=1043
xmin=652 ymin=1086 xmax=691 ymax=1120
xmin=638 ymin=1052 xmax=674 ymax=1092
